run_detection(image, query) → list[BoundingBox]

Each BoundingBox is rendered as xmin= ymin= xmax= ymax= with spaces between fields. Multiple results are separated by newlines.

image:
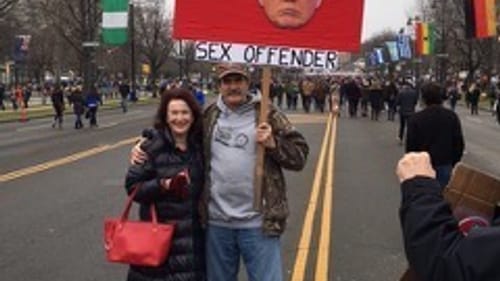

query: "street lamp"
xmin=129 ymin=1 xmax=137 ymax=100
xmin=407 ymin=16 xmax=422 ymax=95
xmin=432 ymin=0 xmax=448 ymax=94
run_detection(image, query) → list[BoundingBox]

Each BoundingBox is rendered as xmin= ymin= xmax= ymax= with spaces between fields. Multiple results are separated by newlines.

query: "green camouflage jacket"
xmin=200 ymin=100 xmax=309 ymax=236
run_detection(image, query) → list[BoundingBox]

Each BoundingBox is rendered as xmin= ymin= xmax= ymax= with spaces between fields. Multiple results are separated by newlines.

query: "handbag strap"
xmin=121 ymin=184 xmax=159 ymax=224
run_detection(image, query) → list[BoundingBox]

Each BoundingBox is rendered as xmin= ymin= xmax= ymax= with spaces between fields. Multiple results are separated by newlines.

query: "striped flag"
xmin=465 ymin=0 xmax=497 ymax=39
xmin=102 ymin=0 xmax=129 ymax=45
xmin=415 ymin=22 xmax=435 ymax=56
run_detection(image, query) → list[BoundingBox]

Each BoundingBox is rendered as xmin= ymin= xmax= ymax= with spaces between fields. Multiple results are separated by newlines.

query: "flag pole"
xmin=129 ymin=2 xmax=136 ymax=98
xmin=254 ymin=66 xmax=272 ymax=211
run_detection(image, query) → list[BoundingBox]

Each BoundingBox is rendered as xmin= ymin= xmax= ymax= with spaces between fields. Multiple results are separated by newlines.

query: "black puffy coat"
xmin=125 ymin=128 xmax=205 ymax=281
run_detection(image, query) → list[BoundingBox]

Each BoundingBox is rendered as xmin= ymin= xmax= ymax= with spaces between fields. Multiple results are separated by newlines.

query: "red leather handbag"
xmin=104 ymin=185 xmax=175 ymax=267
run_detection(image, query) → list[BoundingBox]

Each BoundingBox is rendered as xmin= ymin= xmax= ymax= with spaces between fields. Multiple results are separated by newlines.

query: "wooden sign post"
xmin=253 ymin=66 xmax=272 ymax=211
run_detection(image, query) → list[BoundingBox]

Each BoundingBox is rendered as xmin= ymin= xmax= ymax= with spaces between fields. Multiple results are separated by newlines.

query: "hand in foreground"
xmin=256 ymin=122 xmax=276 ymax=149
xmin=160 ymin=169 xmax=191 ymax=199
xmin=396 ymin=152 xmax=436 ymax=183
xmin=130 ymin=138 xmax=147 ymax=165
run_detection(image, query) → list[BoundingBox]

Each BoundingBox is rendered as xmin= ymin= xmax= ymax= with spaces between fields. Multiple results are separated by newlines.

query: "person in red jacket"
xmin=397 ymin=152 xmax=500 ymax=281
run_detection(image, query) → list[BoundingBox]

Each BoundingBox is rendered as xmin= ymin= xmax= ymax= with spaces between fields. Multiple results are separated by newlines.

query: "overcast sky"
xmin=361 ymin=0 xmax=417 ymax=41
xmin=165 ymin=0 xmax=417 ymax=42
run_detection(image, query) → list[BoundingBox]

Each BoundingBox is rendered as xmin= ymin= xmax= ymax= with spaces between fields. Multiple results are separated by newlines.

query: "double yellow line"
xmin=291 ymin=113 xmax=338 ymax=281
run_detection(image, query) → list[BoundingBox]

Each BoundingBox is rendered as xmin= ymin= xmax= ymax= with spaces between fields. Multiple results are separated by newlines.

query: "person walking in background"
xmin=346 ymin=77 xmax=361 ymax=118
xmin=14 ymin=85 xmax=24 ymax=111
xmin=301 ymin=77 xmax=315 ymax=113
xmin=447 ymin=82 xmax=460 ymax=112
xmin=406 ymin=82 xmax=464 ymax=188
xmin=274 ymin=81 xmax=285 ymax=109
xmin=496 ymin=81 xmax=500 ymax=125
xmin=314 ymin=79 xmax=328 ymax=113
xmin=369 ymin=79 xmax=384 ymax=121
xmin=125 ymin=88 xmax=206 ymax=281
xmin=359 ymin=78 xmax=370 ymax=118
xmin=50 ymin=84 xmax=65 ymax=129
xmin=9 ymin=86 xmax=18 ymax=110
xmin=487 ymin=79 xmax=498 ymax=115
xmin=395 ymin=80 xmax=418 ymax=145
xmin=85 ymin=86 xmax=102 ymax=128
xmin=384 ymin=80 xmax=399 ymax=121
xmin=118 ymin=80 xmax=130 ymax=113
xmin=0 ymin=82 xmax=6 ymax=110
xmin=23 ymin=83 xmax=32 ymax=108
xmin=285 ymin=80 xmax=298 ymax=110
xmin=192 ymin=83 xmax=206 ymax=107
xmin=469 ymin=82 xmax=480 ymax=115
xmin=69 ymin=86 xmax=85 ymax=129
xmin=328 ymin=79 xmax=340 ymax=113
xmin=396 ymin=152 xmax=500 ymax=281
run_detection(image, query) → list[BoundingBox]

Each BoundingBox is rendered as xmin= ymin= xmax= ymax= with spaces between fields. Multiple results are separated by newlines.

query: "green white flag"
xmin=102 ymin=0 xmax=128 ymax=45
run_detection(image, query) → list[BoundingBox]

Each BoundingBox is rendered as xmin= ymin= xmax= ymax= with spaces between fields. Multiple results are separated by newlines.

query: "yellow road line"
xmin=0 ymin=137 xmax=138 ymax=183
xmin=315 ymin=115 xmax=338 ymax=280
xmin=291 ymin=114 xmax=332 ymax=281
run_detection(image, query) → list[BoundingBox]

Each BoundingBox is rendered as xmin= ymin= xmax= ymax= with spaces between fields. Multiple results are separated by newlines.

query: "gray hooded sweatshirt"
xmin=208 ymin=94 xmax=263 ymax=228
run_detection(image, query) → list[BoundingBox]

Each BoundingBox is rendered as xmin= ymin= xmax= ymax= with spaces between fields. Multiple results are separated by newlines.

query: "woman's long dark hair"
xmin=153 ymin=88 xmax=203 ymax=147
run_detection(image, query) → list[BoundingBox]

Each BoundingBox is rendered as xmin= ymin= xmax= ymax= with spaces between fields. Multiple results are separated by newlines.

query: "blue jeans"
xmin=435 ymin=164 xmax=452 ymax=189
xmin=206 ymin=225 xmax=283 ymax=281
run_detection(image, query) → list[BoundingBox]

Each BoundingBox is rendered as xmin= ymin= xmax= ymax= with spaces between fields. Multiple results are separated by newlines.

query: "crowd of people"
xmin=261 ymin=75 xmax=500 ymax=127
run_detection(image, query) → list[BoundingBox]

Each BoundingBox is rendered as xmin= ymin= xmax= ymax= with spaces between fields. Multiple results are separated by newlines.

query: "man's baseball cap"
xmin=216 ymin=63 xmax=249 ymax=80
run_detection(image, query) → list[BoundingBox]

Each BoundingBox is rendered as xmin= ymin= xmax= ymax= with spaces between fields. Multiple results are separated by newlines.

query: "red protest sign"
xmin=173 ymin=0 xmax=365 ymax=52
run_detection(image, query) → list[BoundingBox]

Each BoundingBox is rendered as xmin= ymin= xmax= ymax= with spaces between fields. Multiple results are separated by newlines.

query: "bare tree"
xmin=0 ymin=0 xmax=18 ymax=18
xmin=179 ymin=41 xmax=196 ymax=80
xmin=432 ymin=0 xmax=498 ymax=83
xmin=135 ymin=1 xmax=173 ymax=95
xmin=26 ymin=29 xmax=57 ymax=82
xmin=33 ymin=0 xmax=101 ymax=89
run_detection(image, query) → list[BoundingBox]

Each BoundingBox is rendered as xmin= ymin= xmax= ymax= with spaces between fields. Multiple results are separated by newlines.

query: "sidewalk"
xmin=0 ymin=96 xmax=159 ymax=123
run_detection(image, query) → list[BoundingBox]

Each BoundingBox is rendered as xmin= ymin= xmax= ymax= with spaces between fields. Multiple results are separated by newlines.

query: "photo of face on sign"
xmin=174 ymin=0 xmax=364 ymax=52
xmin=258 ymin=0 xmax=322 ymax=29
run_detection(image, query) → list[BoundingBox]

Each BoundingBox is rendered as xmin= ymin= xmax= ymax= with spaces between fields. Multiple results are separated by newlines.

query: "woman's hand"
xmin=160 ymin=169 xmax=191 ymax=199
xmin=130 ymin=137 xmax=148 ymax=165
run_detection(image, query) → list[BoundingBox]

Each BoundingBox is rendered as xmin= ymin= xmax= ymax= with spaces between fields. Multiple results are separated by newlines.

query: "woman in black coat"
xmin=124 ymin=88 xmax=205 ymax=281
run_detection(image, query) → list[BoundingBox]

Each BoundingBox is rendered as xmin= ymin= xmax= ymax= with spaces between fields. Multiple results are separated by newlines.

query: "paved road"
xmin=0 ymin=103 xmax=498 ymax=281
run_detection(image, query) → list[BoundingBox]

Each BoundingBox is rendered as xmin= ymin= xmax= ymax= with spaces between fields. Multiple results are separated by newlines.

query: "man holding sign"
xmin=202 ymin=64 xmax=308 ymax=281
xmin=171 ymin=1 xmax=364 ymax=280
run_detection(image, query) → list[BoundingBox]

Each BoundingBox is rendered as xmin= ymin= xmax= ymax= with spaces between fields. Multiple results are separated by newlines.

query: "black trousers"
xmin=399 ymin=113 xmax=410 ymax=140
